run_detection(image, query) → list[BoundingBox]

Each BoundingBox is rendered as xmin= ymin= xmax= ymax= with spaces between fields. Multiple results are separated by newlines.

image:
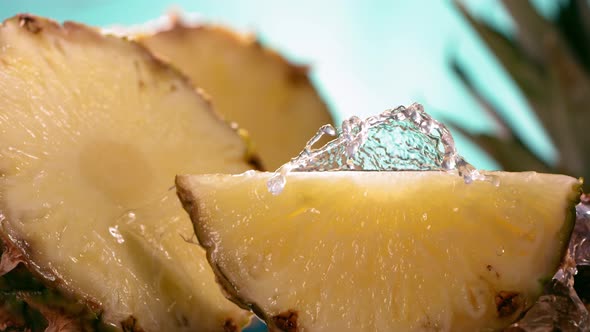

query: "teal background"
xmin=0 ymin=1 xmax=562 ymax=331
xmin=0 ymin=0 xmax=559 ymax=170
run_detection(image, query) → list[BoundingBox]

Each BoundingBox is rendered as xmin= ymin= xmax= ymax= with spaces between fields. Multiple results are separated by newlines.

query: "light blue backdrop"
xmin=0 ymin=1 xmax=561 ymax=330
xmin=0 ymin=0 xmax=559 ymax=170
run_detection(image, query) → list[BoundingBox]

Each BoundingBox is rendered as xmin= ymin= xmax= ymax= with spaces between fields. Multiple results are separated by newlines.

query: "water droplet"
xmin=308 ymin=208 xmax=321 ymax=214
xmin=490 ymin=175 xmax=501 ymax=187
xmin=422 ymin=213 xmax=428 ymax=221
xmin=496 ymin=246 xmax=505 ymax=256
xmin=267 ymin=172 xmax=287 ymax=196
xmin=243 ymin=169 xmax=257 ymax=176
xmin=108 ymin=226 xmax=125 ymax=244
xmin=387 ymin=239 xmax=395 ymax=256
xmin=267 ymin=103 xmax=489 ymax=194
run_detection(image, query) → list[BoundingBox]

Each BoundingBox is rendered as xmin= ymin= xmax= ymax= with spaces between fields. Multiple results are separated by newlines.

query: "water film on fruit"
xmin=267 ymin=103 xmax=495 ymax=195
xmin=264 ymin=103 xmax=590 ymax=330
xmin=508 ymin=200 xmax=590 ymax=331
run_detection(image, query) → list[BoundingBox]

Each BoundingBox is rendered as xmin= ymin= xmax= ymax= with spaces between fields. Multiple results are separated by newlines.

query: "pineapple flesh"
xmin=176 ymin=171 xmax=581 ymax=331
xmin=138 ymin=22 xmax=334 ymax=169
xmin=0 ymin=15 xmax=252 ymax=331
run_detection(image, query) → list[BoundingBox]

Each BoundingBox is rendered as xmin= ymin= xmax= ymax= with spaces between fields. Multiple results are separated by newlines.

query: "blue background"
xmin=0 ymin=1 xmax=559 ymax=330
xmin=0 ymin=0 xmax=560 ymax=170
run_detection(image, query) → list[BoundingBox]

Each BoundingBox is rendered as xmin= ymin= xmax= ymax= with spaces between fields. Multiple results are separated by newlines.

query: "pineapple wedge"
xmin=176 ymin=171 xmax=581 ymax=331
xmin=0 ymin=15 xmax=253 ymax=331
xmin=138 ymin=21 xmax=334 ymax=169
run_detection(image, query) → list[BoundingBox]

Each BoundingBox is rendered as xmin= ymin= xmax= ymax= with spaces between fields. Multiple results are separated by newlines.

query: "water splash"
xmin=267 ymin=103 xmax=494 ymax=195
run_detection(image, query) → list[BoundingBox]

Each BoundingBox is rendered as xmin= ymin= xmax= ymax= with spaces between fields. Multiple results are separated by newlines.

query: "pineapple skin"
xmin=139 ymin=21 xmax=335 ymax=170
xmin=0 ymin=14 xmax=256 ymax=332
xmin=176 ymin=171 xmax=581 ymax=332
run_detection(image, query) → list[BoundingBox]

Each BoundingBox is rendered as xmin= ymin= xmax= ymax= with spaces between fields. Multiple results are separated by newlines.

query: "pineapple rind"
xmin=0 ymin=14 xmax=253 ymax=332
xmin=139 ymin=22 xmax=334 ymax=169
xmin=177 ymin=171 xmax=581 ymax=332
xmin=0 ymin=237 xmax=119 ymax=331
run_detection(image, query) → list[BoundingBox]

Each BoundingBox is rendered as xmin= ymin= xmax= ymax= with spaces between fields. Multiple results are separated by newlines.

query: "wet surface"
xmin=507 ymin=199 xmax=590 ymax=331
xmin=268 ymin=104 xmax=494 ymax=195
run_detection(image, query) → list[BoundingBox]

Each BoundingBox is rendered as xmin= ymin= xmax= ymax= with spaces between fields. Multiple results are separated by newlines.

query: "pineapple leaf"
xmin=501 ymin=0 xmax=554 ymax=64
xmin=444 ymin=119 xmax=550 ymax=172
xmin=450 ymin=60 xmax=512 ymax=139
xmin=455 ymin=1 xmax=547 ymax=101
xmin=555 ymin=0 xmax=590 ymax=74
xmin=454 ymin=1 xmax=562 ymax=146
xmin=449 ymin=59 xmax=551 ymax=172
xmin=454 ymin=0 xmax=590 ymax=190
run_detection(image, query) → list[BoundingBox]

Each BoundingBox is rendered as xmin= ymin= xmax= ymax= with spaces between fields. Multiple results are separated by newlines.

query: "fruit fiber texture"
xmin=0 ymin=14 xmax=254 ymax=331
xmin=177 ymin=171 xmax=581 ymax=332
xmin=139 ymin=21 xmax=334 ymax=170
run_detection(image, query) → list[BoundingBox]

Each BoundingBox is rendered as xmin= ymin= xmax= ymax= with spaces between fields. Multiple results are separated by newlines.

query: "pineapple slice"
xmin=0 ymin=15 xmax=253 ymax=331
xmin=138 ymin=22 xmax=334 ymax=169
xmin=176 ymin=171 xmax=581 ymax=331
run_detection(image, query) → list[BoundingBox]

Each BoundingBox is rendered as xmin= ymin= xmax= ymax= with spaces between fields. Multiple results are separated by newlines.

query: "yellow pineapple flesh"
xmin=177 ymin=171 xmax=580 ymax=331
xmin=0 ymin=14 xmax=252 ymax=331
xmin=139 ymin=22 xmax=334 ymax=169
